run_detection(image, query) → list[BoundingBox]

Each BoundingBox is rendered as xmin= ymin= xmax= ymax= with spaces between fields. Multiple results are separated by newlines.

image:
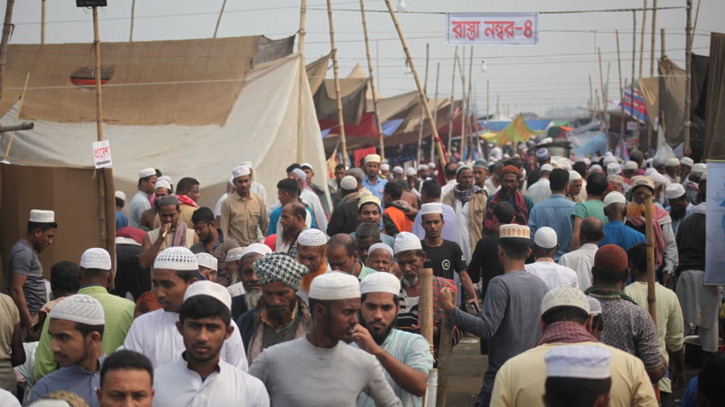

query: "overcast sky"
xmin=5 ymin=0 xmax=722 ymax=116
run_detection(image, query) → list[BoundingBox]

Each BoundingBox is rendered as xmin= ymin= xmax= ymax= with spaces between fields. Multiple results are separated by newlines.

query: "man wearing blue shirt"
xmin=528 ymin=169 xmax=575 ymax=260
xmin=361 ymin=154 xmax=387 ymax=202
xmin=599 ymin=191 xmax=645 ymax=251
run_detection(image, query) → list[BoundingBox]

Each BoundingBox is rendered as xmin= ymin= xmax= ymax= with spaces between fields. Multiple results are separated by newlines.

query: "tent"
xmin=0 ymin=36 xmax=328 ymax=210
xmin=480 ymin=114 xmax=537 ymax=145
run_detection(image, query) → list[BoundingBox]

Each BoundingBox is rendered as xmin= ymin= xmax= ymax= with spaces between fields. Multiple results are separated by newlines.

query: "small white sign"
xmin=93 ymin=140 xmax=112 ymax=168
xmin=447 ymin=13 xmax=538 ymax=46
xmin=627 ymin=122 xmax=638 ymax=131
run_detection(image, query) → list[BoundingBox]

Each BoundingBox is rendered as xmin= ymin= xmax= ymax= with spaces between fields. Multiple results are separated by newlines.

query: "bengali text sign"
xmin=447 ymin=13 xmax=538 ymax=46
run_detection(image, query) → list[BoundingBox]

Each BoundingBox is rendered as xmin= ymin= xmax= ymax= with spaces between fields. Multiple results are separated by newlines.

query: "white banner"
xmin=705 ymin=161 xmax=725 ymax=285
xmin=92 ymin=140 xmax=112 ymax=169
xmin=447 ymin=13 xmax=538 ymax=46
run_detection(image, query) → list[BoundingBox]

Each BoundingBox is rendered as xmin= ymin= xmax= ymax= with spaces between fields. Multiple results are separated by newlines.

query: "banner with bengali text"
xmin=447 ymin=13 xmax=538 ymax=46
xmin=705 ymin=161 xmax=725 ymax=285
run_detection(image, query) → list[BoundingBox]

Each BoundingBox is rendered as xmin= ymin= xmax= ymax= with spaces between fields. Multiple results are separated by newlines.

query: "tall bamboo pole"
xmin=650 ymin=0 xmax=657 ymax=77
xmin=631 ymin=11 xmax=638 ymax=147
xmin=436 ymin=299 xmax=455 ymax=407
xmin=296 ymin=0 xmax=307 ymax=163
xmin=359 ymin=0 xmax=385 ymax=161
xmin=2 ymin=72 xmax=30 ymax=161
xmin=129 ymin=0 xmax=136 ymax=42
xmin=617 ymin=31 xmax=625 ymax=150
xmin=639 ymin=0 xmax=647 ymax=79
xmin=661 ymin=29 xmax=666 ymax=59
xmin=684 ymin=0 xmax=692 ymax=152
xmin=0 ymin=0 xmax=16 ymax=107
xmin=214 ymin=0 xmax=228 ymax=38
xmin=496 ymin=95 xmax=500 ymax=118
xmin=327 ymin=0 xmax=348 ymax=166
xmin=486 ymin=80 xmax=490 ymax=130
xmin=644 ymin=191 xmax=658 ymax=325
xmin=466 ymin=46 xmax=474 ymax=161
xmin=459 ymin=52 xmax=467 ymax=154
xmin=431 ymin=62 xmax=440 ymax=164
xmin=446 ymin=47 xmax=458 ymax=159
xmin=92 ymin=7 xmax=109 ymax=251
xmin=588 ymin=74 xmax=594 ymax=119
xmin=417 ymin=44 xmax=430 ymax=165
xmin=692 ymin=0 xmax=701 ymax=42
xmin=41 ymin=0 xmax=46 ymax=44
xmin=598 ymin=48 xmax=609 ymax=151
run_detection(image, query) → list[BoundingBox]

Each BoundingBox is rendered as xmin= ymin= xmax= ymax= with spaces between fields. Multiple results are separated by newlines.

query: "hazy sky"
xmin=5 ymin=0 xmax=723 ymax=116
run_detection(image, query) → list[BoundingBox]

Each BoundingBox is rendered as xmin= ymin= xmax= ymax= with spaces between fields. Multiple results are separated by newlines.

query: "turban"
xmin=254 ymin=253 xmax=310 ymax=290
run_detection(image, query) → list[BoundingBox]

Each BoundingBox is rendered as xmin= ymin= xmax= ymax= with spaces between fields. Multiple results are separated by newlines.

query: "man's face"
xmin=327 ymin=246 xmax=357 ymax=275
xmin=158 ymin=205 xmax=180 ymax=227
xmin=360 ymin=292 xmax=398 ymax=345
xmin=234 ymin=175 xmax=251 ymax=196
xmin=355 ymin=236 xmax=377 ymax=263
xmin=358 ymin=203 xmax=381 ymax=224
xmin=500 ymin=173 xmax=518 ymax=194
xmin=140 ymin=176 xmax=158 ymax=194
xmin=457 ymin=169 xmax=474 ymax=190
xmin=569 ymin=180 xmax=582 ymax=197
xmin=152 ymin=268 xmax=194 ymax=312
xmin=632 ymin=186 xmax=650 ymax=205
xmin=297 ymin=245 xmax=324 ymax=274
xmin=418 ymin=169 xmax=428 ymax=178
xmin=261 ymin=281 xmax=297 ymax=323
xmin=396 ymin=250 xmax=425 ymax=286
xmin=422 ymin=214 xmax=444 ymax=239
xmin=278 ymin=190 xmax=292 ymax=206
xmin=154 ymin=188 xmax=169 ymax=203
xmin=225 ymin=260 xmax=239 ymax=284
xmin=473 ymin=167 xmax=488 ymax=187
xmin=177 ymin=316 xmax=232 ymax=363
xmin=334 ymin=168 xmax=345 ymax=182
xmin=241 ymin=254 xmax=263 ymax=293
xmin=303 ymin=168 xmax=314 ymax=184
xmin=367 ymin=249 xmax=393 ymax=273
xmin=320 ymin=298 xmax=361 ymax=343
xmin=669 ymin=196 xmax=689 ymax=218
xmin=186 ymin=184 xmax=201 ymax=203
xmin=32 ymin=227 xmax=56 ymax=253
xmin=49 ymin=319 xmax=92 ymax=368
xmin=98 ymin=369 xmax=154 ymax=407
xmin=366 ymin=162 xmax=380 ymax=178
xmin=280 ymin=206 xmax=303 ymax=235
xmin=193 ymin=221 xmax=214 ymax=244
xmin=611 ymin=181 xmax=624 ymax=193
xmin=681 ymin=165 xmax=691 ymax=177
xmin=666 ymin=166 xmax=681 ymax=178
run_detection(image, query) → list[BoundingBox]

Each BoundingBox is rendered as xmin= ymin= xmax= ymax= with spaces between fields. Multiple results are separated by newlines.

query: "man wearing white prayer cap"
xmin=362 ymin=153 xmax=388 ymax=202
xmin=34 ymin=248 xmax=135 ymax=381
xmin=623 ymin=161 xmax=639 ymax=179
xmin=153 ymin=281 xmax=269 ymax=406
xmin=240 ymin=161 xmax=268 ymax=206
xmin=380 ymin=163 xmax=391 ymax=180
xmin=353 ymin=272 xmax=433 ymax=407
xmin=679 ymin=156 xmax=694 ymax=180
xmin=29 ymin=294 xmax=106 ymax=407
xmin=8 ymin=209 xmax=57 ymax=341
xmin=417 ymin=164 xmax=430 ymax=181
xmin=250 ymin=272 xmax=400 ymax=407
xmin=392 ymin=166 xmax=405 ymax=182
xmin=214 ymin=175 xmax=236 ymax=224
xmin=137 ymin=179 xmax=172 ymax=230
xmin=129 ymin=168 xmax=158 ymax=228
xmin=525 ymin=227 xmax=579 ymax=290
xmin=491 ymin=286 xmax=658 ymax=407
xmin=195 ymin=252 xmax=218 ymax=280
xmin=567 ymin=170 xmax=584 ymax=203
xmin=220 ymin=165 xmax=270 ymax=247
xmin=122 ymin=247 xmax=249 ymax=372
xmin=229 ymin=243 xmax=273 ymax=320
xmin=115 ymin=190 xmax=129 ymax=231
xmin=295 ymin=228 xmax=331 ymax=304
xmin=665 ymin=183 xmax=695 ymax=234
xmin=366 ymin=243 xmax=395 ymax=274
xmin=664 ymin=157 xmax=681 ymax=185
xmin=439 ymin=225 xmax=549 ymax=407
xmin=544 ymin=345 xmax=612 ymax=407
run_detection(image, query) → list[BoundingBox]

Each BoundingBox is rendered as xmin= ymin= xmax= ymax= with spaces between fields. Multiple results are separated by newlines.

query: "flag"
xmin=622 ymin=89 xmax=649 ymax=124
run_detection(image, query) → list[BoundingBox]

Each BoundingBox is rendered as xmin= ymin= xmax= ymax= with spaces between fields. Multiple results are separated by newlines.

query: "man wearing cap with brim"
xmin=250 ymin=272 xmax=400 ymax=406
xmin=8 ymin=209 xmax=57 ymax=342
xmin=189 ymin=207 xmax=240 ymax=286
xmin=525 ymin=163 xmax=553 ymax=205
xmin=366 ymin=243 xmax=396 ymax=275
xmin=439 ymin=225 xmax=549 ymax=407
xmin=29 ymin=294 xmax=107 ymax=407
xmin=442 ymin=165 xmax=488 ymax=262
xmin=625 ymin=176 xmax=678 ymax=286
xmin=663 ymin=157 xmax=681 ymax=186
xmin=138 ymin=179 xmax=171 ymax=231
xmin=228 ymin=244 xmax=272 ymax=320
xmin=35 ymin=249 xmax=135 ymax=381
xmin=585 ymin=245 xmax=666 ymax=383
xmin=491 ymin=286 xmax=658 ymax=407
xmin=525 ymin=228 xmax=578 ymax=290
xmin=221 ymin=165 xmax=270 ymax=248
xmin=122 ymin=247 xmax=249 ymax=371
xmin=483 ymin=165 xmax=534 ymax=237
xmin=153 ymin=281 xmax=269 ymax=406
xmin=236 ymin=253 xmax=313 ymax=364
xmin=665 ymin=183 xmax=695 ymax=234
xmin=139 ymin=196 xmax=199 ymax=269
xmin=351 ymin=195 xmax=396 ymax=249
xmin=528 ymin=168 xmax=576 ymax=260
xmin=362 ymin=154 xmax=388 ymax=202
xmin=327 ymin=176 xmax=363 ymax=236
xmin=599 ymin=191 xmax=645 ymax=253
xmin=353 ymin=272 xmax=433 ymax=407
xmin=295 ymin=229 xmax=331 ymax=304
xmin=114 ymin=191 xmax=129 ymax=231
xmin=129 ymin=168 xmax=158 ymax=228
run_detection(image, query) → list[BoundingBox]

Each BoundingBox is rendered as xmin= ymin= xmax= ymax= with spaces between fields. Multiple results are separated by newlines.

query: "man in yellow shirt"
xmin=491 ymin=287 xmax=657 ymax=407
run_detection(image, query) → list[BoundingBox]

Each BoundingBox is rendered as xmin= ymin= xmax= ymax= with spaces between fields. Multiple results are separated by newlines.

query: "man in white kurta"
xmin=122 ymin=247 xmax=249 ymax=371
xmin=557 ymin=216 xmax=604 ymax=290
xmin=524 ymin=228 xmax=578 ymax=290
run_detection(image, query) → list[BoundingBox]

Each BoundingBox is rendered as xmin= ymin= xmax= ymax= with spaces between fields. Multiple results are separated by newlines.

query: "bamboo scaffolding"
xmin=431 ymin=62 xmax=440 ymax=164
xmin=446 ymin=47 xmax=458 ymax=159
xmin=417 ymin=44 xmax=430 ymax=165
xmin=326 ymin=0 xmax=348 ymax=166
xmin=359 ymin=0 xmax=385 ymax=161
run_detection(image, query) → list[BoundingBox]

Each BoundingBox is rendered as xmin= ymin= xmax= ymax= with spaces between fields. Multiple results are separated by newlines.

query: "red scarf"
xmin=535 ymin=321 xmax=598 ymax=346
xmin=483 ymin=189 xmax=528 ymax=236
xmin=176 ymin=194 xmax=199 ymax=208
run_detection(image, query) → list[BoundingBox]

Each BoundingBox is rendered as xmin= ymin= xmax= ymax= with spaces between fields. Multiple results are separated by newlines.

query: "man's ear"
xmin=176 ymin=321 xmax=183 ymax=336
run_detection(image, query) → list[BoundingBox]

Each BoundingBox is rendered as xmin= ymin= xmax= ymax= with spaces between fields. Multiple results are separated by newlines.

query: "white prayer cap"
xmin=406 ymin=167 xmax=417 ymax=176
xmin=624 ymin=161 xmax=639 ymax=171
xmin=394 ymin=232 xmax=422 ymax=254
xmin=309 ymin=271 xmax=361 ymax=300
xmin=644 ymin=168 xmax=656 ymax=177
xmin=602 ymin=155 xmax=617 ymax=167
xmin=158 ymin=175 xmax=172 ymax=185
xmin=195 ymin=253 xmax=218 ymax=271
xmin=297 ymin=228 xmax=328 ymax=247
xmin=499 ymin=224 xmax=530 ymax=240
xmin=239 ymin=161 xmax=253 ymax=169
xmin=155 ymin=180 xmax=171 ymax=191
xmin=368 ymin=243 xmax=394 ymax=258
xmin=358 ymin=195 xmax=381 ymax=211
xmin=115 ymin=190 xmax=126 ymax=201
xmin=541 ymin=286 xmax=590 ymax=316
xmin=568 ymin=171 xmax=582 ymax=182
xmin=651 ymin=172 xmax=666 ymax=186
xmin=665 ymin=183 xmax=687 ymax=200
xmin=534 ymin=227 xmax=557 ymax=249
xmin=360 ymin=272 xmax=400 ymax=296
xmin=691 ymin=163 xmax=707 ymax=174
xmin=587 ymin=296 xmax=602 ymax=316
xmin=28 ymin=401 xmax=72 ymax=407
xmin=225 ymin=247 xmax=245 ymax=262
xmin=228 ymin=176 xmax=235 ymax=185
xmin=184 ymin=280 xmax=232 ymax=311
xmin=242 ymin=243 xmax=273 ymax=260
xmin=418 ymin=164 xmax=429 ymax=171
xmin=588 ymin=164 xmax=602 ymax=175
xmin=583 ymin=157 xmax=591 ymax=165
xmin=363 ymin=154 xmax=381 ymax=164
xmin=50 ymin=294 xmax=105 ymax=326
xmin=154 ymin=247 xmax=199 ymax=271
xmin=393 ymin=166 xmax=404 ymax=175
xmin=681 ymin=157 xmax=694 ymax=167
xmin=603 ymin=191 xmax=626 ymax=206
xmin=665 ymin=157 xmax=680 ymax=167
xmin=605 ymin=152 xmax=613 ymax=157
xmin=81 ymin=248 xmax=112 ymax=270
xmin=340 ymin=175 xmax=358 ymax=191
xmin=138 ymin=168 xmax=156 ymax=179
xmin=380 ymin=164 xmax=390 ymax=171
xmin=29 ymin=209 xmax=55 ymax=223
xmin=607 ymin=163 xmax=622 ymax=175
xmin=300 ymin=163 xmax=314 ymax=171
xmin=420 ymin=203 xmax=443 ymax=217
xmin=545 ymin=345 xmax=611 ymax=380
xmin=232 ymin=165 xmax=250 ymax=178
xmin=540 ymin=164 xmax=554 ymax=173
xmin=291 ymin=168 xmax=307 ymax=180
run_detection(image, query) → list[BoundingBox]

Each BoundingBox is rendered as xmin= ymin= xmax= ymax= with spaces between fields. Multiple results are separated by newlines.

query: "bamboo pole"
xmin=617 ymin=31 xmax=625 ymax=151
xmin=644 ymin=191 xmax=657 ymax=326
xmin=2 ymin=72 xmax=29 ymax=161
xmin=296 ymin=0 xmax=307 ymax=163
xmin=486 ymin=79 xmax=490 ymax=130
xmin=446 ymin=47 xmax=458 ymax=159
xmin=466 ymin=46 xmax=474 ymax=161
xmin=213 ymin=0 xmax=228 ymax=38
xmin=661 ymin=29 xmax=666 ymax=58
xmin=650 ymin=0 xmax=657 ymax=77
xmin=431 ymin=62 xmax=440 ymax=164
xmin=684 ymin=0 xmax=692 ymax=152
xmin=631 ymin=11 xmax=639 ymax=147
xmin=496 ymin=95 xmax=499 ymax=118
xmin=436 ymin=310 xmax=454 ymax=407
xmin=588 ymin=74 xmax=594 ymax=119
xmin=0 ymin=0 xmax=16 ymax=107
xmin=417 ymin=44 xmax=430 ymax=165
xmin=458 ymin=52 xmax=467 ymax=156
xmin=92 ymin=7 xmax=109 ymax=251
xmin=129 ymin=0 xmax=136 ymax=42
xmin=598 ymin=48 xmax=609 ymax=151
xmin=419 ymin=268 xmax=434 ymax=353
xmin=692 ymin=0 xmax=701 ymax=43
xmin=326 ymin=0 xmax=349 ymax=167
xmin=359 ymin=0 xmax=385 ymax=161
xmin=639 ymin=0 xmax=647 ymax=79
xmin=41 ymin=0 xmax=46 ymax=44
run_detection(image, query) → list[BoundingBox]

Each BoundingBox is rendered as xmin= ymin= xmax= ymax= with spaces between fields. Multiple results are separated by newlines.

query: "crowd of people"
xmin=1 ymin=144 xmax=723 ymax=407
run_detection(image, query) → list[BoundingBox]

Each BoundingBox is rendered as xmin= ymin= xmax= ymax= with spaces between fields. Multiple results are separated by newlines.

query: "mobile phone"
xmin=467 ymin=302 xmax=480 ymax=315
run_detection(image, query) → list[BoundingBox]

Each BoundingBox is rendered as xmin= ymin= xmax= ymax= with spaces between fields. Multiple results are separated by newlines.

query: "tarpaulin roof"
xmin=482 ymin=119 xmax=552 ymax=132
xmin=312 ymin=66 xmax=369 ymax=126
xmin=306 ymin=54 xmax=331 ymax=95
xmin=481 ymin=114 xmax=537 ymax=144
xmin=657 ymin=57 xmax=686 ymax=148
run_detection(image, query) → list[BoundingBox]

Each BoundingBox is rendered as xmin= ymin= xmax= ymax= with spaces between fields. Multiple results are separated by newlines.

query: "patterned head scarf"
xmin=254 ymin=253 xmax=310 ymax=290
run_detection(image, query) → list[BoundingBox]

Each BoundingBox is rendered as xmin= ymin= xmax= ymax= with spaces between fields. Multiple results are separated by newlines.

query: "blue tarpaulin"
xmin=480 ymin=119 xmax=552 ymax=132
xmin=573 ymin=132 xmax=607 ymax=158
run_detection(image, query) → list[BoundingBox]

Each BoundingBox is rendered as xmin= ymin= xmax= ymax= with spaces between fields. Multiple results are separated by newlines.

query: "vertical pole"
xmin=650 ymin=0 xmax=657 ymax=77
xmin=639 ymin=0 xmax=647 ymax=79
xmin=376 ymin=41 xmax=381 ymax=90
xmin=692 ymin=0 xmax=701 ymax=41
xmin=459 ymin=51 xmax=467 ymax=156
xmin=417 ymin=43 xmax=430 ymax=165
xmin=631 ymin=11 xmax=638 ymax=147
xmin=645 ymin=192 xmax=658 ymax=325
xmin=588 ymin=74 xmax=594 ymax=119
xmin=93 ymin=7 xmax=108 ymax=251
xmin=2 ymin=72 xmax=30 ymax=161
xmin=466 ymin=46 xmax=474 ymax=161
xmin=296 ymin=0 xmax=307 ymax=163
xmin=436 ymin=302 xmax=454 ymax=407
xmin=431 ymin=62 xmax=440 ymax=164
xmin=41 ymin=0 xmax=46 ymax=44
xmin=661 ymin=29 xmax=666 ymax=58
xmin=129 ymin=0 xmax=136 ymax=42
xmin=486 ymin=79 xmax=490 ymax=130
xmin=446 ymin=47 xmax=458 ymax=159
xmin=684 ymin=0 xmax=692 ymax=152
xmin=617 ymin=30 xmax=625 ymax=151
xmin=496 ymin=94 xmax=500 ymax=118
xmin=359 ymin=0 xmax=386 ymax=161
xmin=598 ymin=48 xmax=609 ymax=151
xmin=0 ymin=0 xmax=16 ymax=107
xmin=214 ymin=0 xmax=228 ymax=38
xmin=326 ymin=0 xmax=349 ymax=167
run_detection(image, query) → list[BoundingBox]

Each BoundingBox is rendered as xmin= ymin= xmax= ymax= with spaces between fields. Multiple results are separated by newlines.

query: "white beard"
xmin=245 ymin=291 xmax=262 ymax=309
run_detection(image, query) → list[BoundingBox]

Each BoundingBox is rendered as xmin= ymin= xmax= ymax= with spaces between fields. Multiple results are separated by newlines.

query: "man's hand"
xmin=351 ymin=324 xmax=383 ymax=356
xmin=439 ymin=287 xmax=456 ymax=317
xmin=157 ymin=223 xmax=172 ymax=242
xmin=664 ymin=273 xmax=674 ymax=289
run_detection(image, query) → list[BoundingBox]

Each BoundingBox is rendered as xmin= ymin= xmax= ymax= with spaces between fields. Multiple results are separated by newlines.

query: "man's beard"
xmin=402 ymin=274 xmax=419 ymax=288
xmin=245 ymin=291 xmax=263 ymax=310
xmin=261 ymin=296 xmax=296 ymax=327
xmin=281 ymin=225 xmax=300 ymax=245
xmin=301 ymin=255 xmax=327 ymax=291
xmin=670 ymin=206 xmax=686 ymax=220
xmin=627 ymin=202 xmax=646 ymax=218
xmin=360 ymin=315 xmax=397 ymax=345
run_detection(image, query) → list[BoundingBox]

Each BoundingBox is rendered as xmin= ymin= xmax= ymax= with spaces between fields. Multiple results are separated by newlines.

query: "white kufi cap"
xmin=184 ymin=280 xmax=232 ymax=310
xmin=607 ymin=163 xmax=622 ymax=175
xmin=394 ymin=232 xmax=422 ymax=254
xmin=534 ymin=227 xmax=557 ymax=249
xmin=665 ymin=183 xmax=686 ymax=200
xmin=587 ymin=295 xmax=602 ymax=316
xmin=540 ymin=164 xmax=553 ymax=172
xmin=154 ymin=247 xmax=199 ymax=271
xmin=603 ymin=155 xmax=617 ymax=166
xmin=406 ymin=167 xmax=417 ymax=176
xmin=81 ymin=248 xmax=112 ymax=270
xmin=225 ymin=247 xmax=245 ymax=262
xmin=419 ymin=203 xmax=443 ymax=217
xmin=545 ymin=345 xmax=611 ymax=379
xmin=360 ymin=272 xmax=400 ymax=295
xmin=681 ymin=157 xmax=694 ymax=167
xmin=624 ymin=161 xmax=639 ymax=171
xmin=568 ymin=171 xmax=582 ymax=182
xmin=300 ymin=163 xmax=313 ymax=170
xmin=115 ymin=190 xmax=126 ymax=201
xmin=138 ymin=168 xmax=156 ymax=178
xmin=309 ymin=271 xmax=361 ymax=300
xmin=232 ymin=165 xmax=250 ymax=178
xmin=340 ymin=175 xmax=358 ymax=191
xmin=541 ymin=286 xmax=590 ymax=316
xmin=380 ymin=163 xmax=390 ymax=171
xmin=239 ymin=161 xmax=253 ymax=169
xmin=665 ymin=157 xmax=680 ymax=167
xmin=195 ymin=253 xmax=218 ymax=271
xmin=691 ymin=163 xmax=707 ymax=174
xmin=588 ymin=164 xmax=602 ymax=175
xmin=603 ymin=191 xmax=626 ymax=206
xmin=368 ymin=243 xmax=394 ymax=258
xmin=297 ymin=229 xmax=328 ymax=247
xmin=155 ymin=180 xmax=171 ymax=191
xmin=29 ymin=209 xmax=55 ymax=223
xmin=393 ymin=166 xmax=404 ymax=174
xmin=242 ymin=243 xmax=273 ymax=260
xmin=50 ymin=294 xmax=105 ymax=326
xmin=499 ymin=224 xmax=530 ymax=239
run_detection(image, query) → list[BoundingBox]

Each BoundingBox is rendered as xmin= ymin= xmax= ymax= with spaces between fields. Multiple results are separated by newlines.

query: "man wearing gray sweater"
xmin=440 ymin=224 xmax=549 ymax=407
xmin=250 ymin=272 xmax=401 ymax=407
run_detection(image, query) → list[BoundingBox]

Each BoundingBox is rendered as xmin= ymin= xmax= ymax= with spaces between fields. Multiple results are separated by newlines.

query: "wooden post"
xmin=436 ymin=307 xmax=455 ymax=407
xmin=359 ymin=0 xmax=386 ymax=161
xmin=617 ymin=30 xmax=625 ymax=151
xmin=639 ymin=0 xmax=647 ymax=79
xmin=0 ymin=0 xmax=16 ymax=107
xmin=92 ymin=7 xmax=108 ymax=251
xmin=661 ymin=29 xmax=666 ymax=58
xmin=129 ymin=0 xmax=136 ymax=42
xmin=296 ymin=0 xmax=307 ymax=163
xmin=684 ymin=0 xmax=692 ymax=152
xmin=326 ymin=0 xmax=349 ymax=167
xmin=598 ymin=48 xmax=609 ymax=151
xmin=458 ymin=52 xmax=467 ymax=156
xmin=466 ymin=46 xmax=474 ymax=161
xmin=631 ymin=11 xmax=639 ymax=147
xmin=418 ymin=268 xmax=434 ymax=353
xmin=496 ymin=94 xmax=499 ymax=118
xmin=446 ymin=47 xmax=458 ymax=158
xmin=644 ymin=191 xmax=658 ymax=326
xmin=431 ymin=62 xmax=440 ymax=164
xmin=588 ymin=74 xmax=594 ymax=119
xmin=214 ymin=0 xmax=228 ymax=38
xmin=486 ymin=79 xmax=490 ymax=130
xmin=2 ymin=72 xmax=30 ymax=161
xmin=417 ymin=43 xmax=430 ymax=165
xmin=41 ymin=0 xmax=46 ymax=44
xmin=650 ymin=0 xmax=657 ymax=77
